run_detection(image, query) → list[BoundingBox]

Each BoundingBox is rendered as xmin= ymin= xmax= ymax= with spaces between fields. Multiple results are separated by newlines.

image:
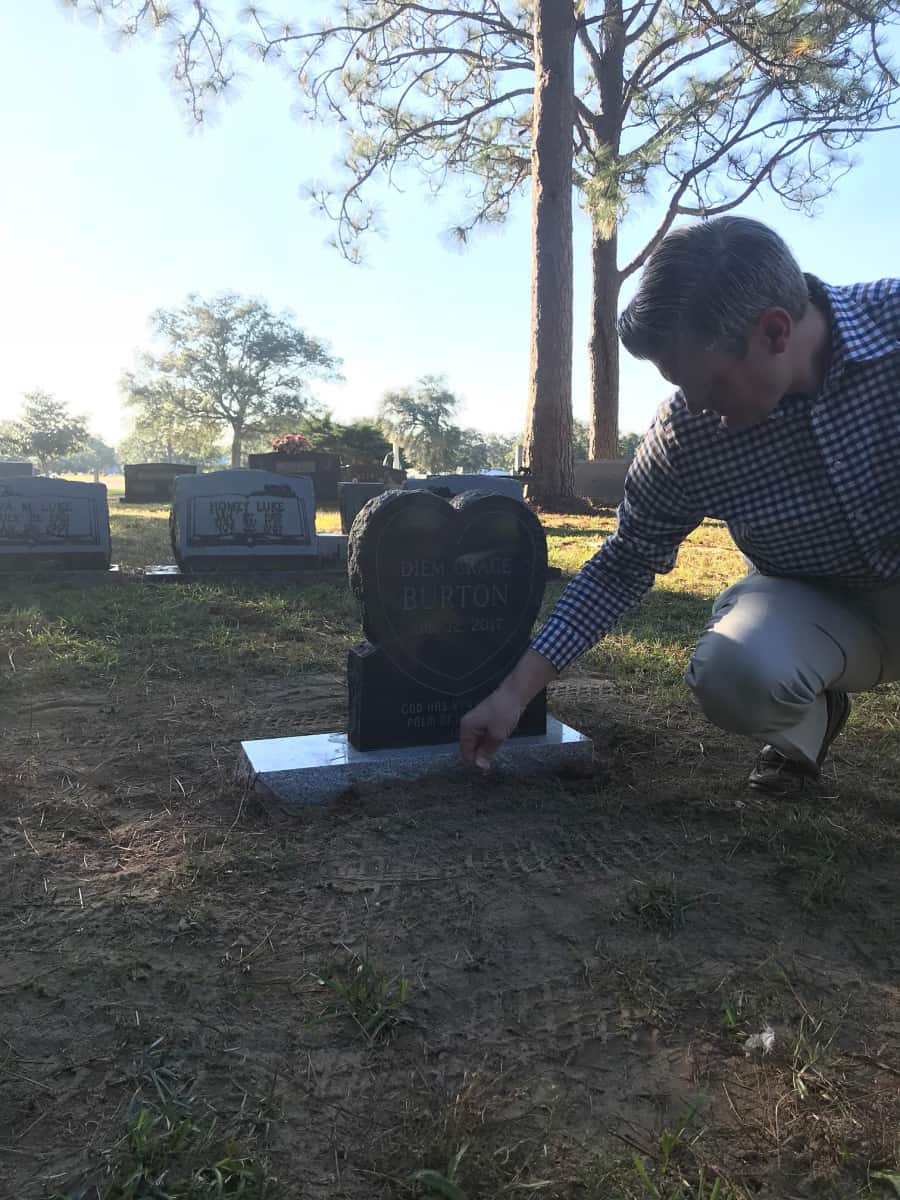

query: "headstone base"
xmin=0 ymin=565 xmax=121 ymax=587
xmin=142 ymin=562 xmax=345 ymax=582
xmin=238 ymin=717 xmax=593 ymax=807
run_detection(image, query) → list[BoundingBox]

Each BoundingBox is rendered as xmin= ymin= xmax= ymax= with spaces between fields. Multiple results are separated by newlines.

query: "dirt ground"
xmin=2 ymin=659 xmax=897 ymax=1198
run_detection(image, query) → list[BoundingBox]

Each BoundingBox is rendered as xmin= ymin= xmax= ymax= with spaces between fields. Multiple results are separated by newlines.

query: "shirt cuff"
xmin=530 ymin=617 xmax=592 ymax=673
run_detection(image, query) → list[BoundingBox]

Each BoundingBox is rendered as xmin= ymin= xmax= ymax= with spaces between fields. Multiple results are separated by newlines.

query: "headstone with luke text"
xmin=170 ymin=469 xmax=319 ymax=572
xmin=0 ymin=477 xmax=111 ymax=571
xmin=347 ymin=489 xmax=547 ymax=750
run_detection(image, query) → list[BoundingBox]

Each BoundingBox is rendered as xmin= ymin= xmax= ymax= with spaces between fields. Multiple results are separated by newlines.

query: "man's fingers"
xmin=459 ymin=715 xmax=482 ymax=765
xmin=460 ymin=693 xmax=521 ymax=769
xmin=474 ymin=728 xmax=506 ymax=770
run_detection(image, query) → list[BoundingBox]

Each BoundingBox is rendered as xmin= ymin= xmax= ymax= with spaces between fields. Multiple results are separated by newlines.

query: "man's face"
xmin=657 ymin=311 xmax=794 ymax=432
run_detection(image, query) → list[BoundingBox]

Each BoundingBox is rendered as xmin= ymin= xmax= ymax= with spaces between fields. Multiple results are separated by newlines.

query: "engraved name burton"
xmin=399 ymin=554 xmax=513 ymax=616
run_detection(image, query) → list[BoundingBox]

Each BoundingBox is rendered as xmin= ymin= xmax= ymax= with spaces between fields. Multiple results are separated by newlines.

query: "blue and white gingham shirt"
xmin=531 ymin=276 xmax=900 ymax=672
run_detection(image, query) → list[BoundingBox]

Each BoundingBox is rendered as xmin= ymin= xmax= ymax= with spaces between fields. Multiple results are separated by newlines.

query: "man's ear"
xmin=757 ymin=307 xmax=792 ymax=355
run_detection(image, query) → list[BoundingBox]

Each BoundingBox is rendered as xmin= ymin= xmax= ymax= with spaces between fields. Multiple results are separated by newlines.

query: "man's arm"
xmin=460 ymin=401 xmax=704 ymax=766
xmin=458 ymin=649 xmax=560 ymax=769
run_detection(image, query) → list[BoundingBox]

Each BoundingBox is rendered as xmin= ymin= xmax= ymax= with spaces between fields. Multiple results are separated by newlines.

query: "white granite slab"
xmin=238 ymin=717 xmax=593 ymax=806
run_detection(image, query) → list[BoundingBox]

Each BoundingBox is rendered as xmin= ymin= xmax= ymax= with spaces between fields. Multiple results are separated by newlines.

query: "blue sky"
xmin=2 ymin=3 xmax=899 ymax=446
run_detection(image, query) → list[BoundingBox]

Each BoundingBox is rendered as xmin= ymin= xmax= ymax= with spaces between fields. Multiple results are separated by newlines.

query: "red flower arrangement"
xmin=271 ymin=433 xmax=311 ymax=455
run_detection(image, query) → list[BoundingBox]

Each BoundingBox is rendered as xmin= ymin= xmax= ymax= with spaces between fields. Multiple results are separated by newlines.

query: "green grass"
xmin=3 ymin=507 xmax=898 ymax=1200
xmin=107 ymin=503 xmax=342 ymax=571
xmin=627 ymin=875 xmax=710 ymax=935
xmin=313 ymin=948 xmax=414 ymax=1043
xmin=50 ymin=1042 xmax=280 ymax=1200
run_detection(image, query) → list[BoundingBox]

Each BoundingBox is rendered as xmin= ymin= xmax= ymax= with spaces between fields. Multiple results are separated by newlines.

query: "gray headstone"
xmin=402 ymin=474 xmax=525 ymax=501
xmin=0 ymin=476 xmax=111 ymax=570
xmin=0 ymin=462 xmax=33 ymax=478
xmin=171 ymin=469 xmax=317 ymax=571
xmin=316 ymin=532 xmax=349 ymax=562
xmin=124 ymin=462 xmax=197 ymax=503
xmin=573 ymin=459 xmax=631 ymax=506
xmin=338 ymin=481 xmax=385 ymax=534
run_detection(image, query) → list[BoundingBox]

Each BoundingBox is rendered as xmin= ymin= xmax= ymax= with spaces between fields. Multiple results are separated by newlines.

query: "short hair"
xmin=618 ymin=216 xmax=809 ymax=361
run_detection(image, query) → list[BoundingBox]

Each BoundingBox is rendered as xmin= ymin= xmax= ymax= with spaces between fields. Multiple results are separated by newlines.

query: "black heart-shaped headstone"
xmin=349 ymin=489 xmax=547 ymax=697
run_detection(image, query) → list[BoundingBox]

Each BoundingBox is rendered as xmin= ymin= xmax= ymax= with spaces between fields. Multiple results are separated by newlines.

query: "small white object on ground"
xmin=743 ymin=1025 xmax=776 ymax=1056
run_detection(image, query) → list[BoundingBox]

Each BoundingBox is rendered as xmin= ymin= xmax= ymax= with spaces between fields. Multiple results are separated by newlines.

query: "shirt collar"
xmin=809 ymin=275 xmax=900 ymax=386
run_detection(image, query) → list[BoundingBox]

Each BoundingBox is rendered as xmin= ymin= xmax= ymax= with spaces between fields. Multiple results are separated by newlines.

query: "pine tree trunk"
xmin=231 ymin=430 xmax=242 ymax=469
xmin=523 ymin=0 xmax=576 ymax=508
xmin=588 ymin=228 xmax=621 ymax=460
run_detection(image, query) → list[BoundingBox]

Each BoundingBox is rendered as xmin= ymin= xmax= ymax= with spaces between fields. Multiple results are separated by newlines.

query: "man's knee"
xmin=686 ymin=632 xmax=815 ymax=736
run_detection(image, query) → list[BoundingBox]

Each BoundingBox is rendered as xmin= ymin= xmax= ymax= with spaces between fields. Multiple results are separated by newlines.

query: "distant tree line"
xmin=2 ymin=292 xmax=644 ymax=478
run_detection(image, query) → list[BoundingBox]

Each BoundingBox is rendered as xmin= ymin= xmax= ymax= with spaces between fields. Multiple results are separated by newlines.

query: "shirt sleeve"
xmin=531 ymin=399 xmax=705 ymax=671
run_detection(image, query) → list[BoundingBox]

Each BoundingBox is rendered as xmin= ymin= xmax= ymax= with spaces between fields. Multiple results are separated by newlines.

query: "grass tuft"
xmin=50 ymin=1041 xmax=280 ymax=1200
xmin=314 ymin=947 xmax=413 ymax=1043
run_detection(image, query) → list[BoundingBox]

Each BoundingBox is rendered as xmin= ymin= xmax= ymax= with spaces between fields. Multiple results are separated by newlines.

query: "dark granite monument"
xmin=0 ymin=462 xmax=33 ymax=478
xmin=0 ymin=477 xmax=111 ymax=571
xmin=123 ymin=463 xmax=197 ymax=503
xmin=402 ymin=473 xmax=525 ymax=502
xmin=247 ymin=451 xmax=341 ymax=503
xmin=338 ymin=481 xmax=385 ymax=534
xmin=347 ymin=489 xmax=547 ymax=750
xmin=573 ymin=460 xmax=631 ymax=506
xmin=340 ymin=462 xmax=406 ymax=486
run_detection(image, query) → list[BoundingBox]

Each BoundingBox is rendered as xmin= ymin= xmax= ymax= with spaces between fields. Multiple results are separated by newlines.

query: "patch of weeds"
xmin=719 ymin=988 xmax=770 ymax=1049
xmin=393 ymin=1070 xmax=561 ymax=1198
xmin=627 ymin=875 xmax=708 ymax=935
xmin=870 ymin=1169 xmax=900 ymax=1197
xmin=410 ymin=1143 xmax=470 ymax=1198
xmin=608 ymin=1113 xmax=743 ymax=1200
xmin=771 ymin=824 xmax=853 ymax=912
xmin=314 ymin=947 xmax=413 ymax=1043
xmin=781 ymin=1011 xmax=847 ymax=1104
xmin=51 ymin=1040 xmax=279 ymax=1199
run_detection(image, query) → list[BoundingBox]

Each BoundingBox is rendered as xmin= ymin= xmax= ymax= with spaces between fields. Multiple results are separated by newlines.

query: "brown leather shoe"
xmin=748 ymin=691 xmax=851 ymax=797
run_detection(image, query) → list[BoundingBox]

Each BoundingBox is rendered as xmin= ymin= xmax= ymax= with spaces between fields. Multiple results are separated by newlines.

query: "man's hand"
xmin=460 ymin=687 xmax=524 ymax=770
xmin=459 ymin=649 xmax=559 ymax=769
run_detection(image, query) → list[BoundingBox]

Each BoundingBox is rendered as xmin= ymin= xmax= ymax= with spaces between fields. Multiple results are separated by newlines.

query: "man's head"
xmin=618 ymin=217 xmax=815 ymax=430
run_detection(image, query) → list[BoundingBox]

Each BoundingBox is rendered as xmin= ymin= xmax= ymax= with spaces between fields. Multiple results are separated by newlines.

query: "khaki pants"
xmin=686 ymin=572 xmax=900 ymax=766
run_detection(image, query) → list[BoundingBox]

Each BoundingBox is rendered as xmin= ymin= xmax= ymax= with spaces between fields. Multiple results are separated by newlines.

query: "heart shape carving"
xmin=349 ymin=490 xmax=547 ymax=697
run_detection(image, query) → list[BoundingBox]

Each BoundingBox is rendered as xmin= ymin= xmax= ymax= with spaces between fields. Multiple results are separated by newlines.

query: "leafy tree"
xmin=123 ymin=293 xmax=342 ymax=468
xmin=48 ymin=436 xmax=119 ymax=475
xmin=117 ymin=411 xmax=225 ymax=468
xmin=452 ymin=427 xmax=492 ymax=473
xmin=481 ymin=432 xmax=519 ymax=471
xmin=573 ymin=418 xmax=642 ymax=460
xmin=573 ymin=418 xmax=590 ymax=462
xmin=295 ymin=413 xmax=392 ymax=463
xmin=0 ymin=421 xmax=22 ymax=460
xmin=618 ymin=431 xmax=641 ymax=461
xmin=337 ymin=418 xmax=393 ymax=464
xmin=377 ymin=376 xmax=468 ymax=473
xmin=3 ymin=391 xmax=89 ymax=473
xmin=69 ymin=1 xmax=900 ymax=483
